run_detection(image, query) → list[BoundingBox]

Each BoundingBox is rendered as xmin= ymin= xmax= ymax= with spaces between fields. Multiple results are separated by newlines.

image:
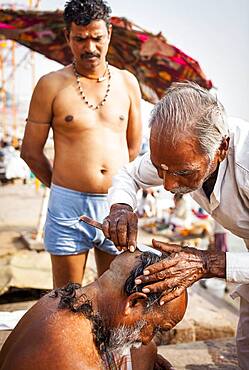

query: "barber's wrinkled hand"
xmin=102 ymin=203 xmax=138 ymax=252
xmin=135 ymin=239 xmax=226 ymax=305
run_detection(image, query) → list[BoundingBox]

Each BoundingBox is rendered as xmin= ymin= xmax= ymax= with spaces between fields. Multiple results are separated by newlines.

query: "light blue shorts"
xmin=44 ymin=184 xmax=119 ymax=256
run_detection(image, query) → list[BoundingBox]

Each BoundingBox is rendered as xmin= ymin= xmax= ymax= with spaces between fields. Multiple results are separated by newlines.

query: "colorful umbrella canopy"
xmin=0 ymin=8 xmax=212 ymax=104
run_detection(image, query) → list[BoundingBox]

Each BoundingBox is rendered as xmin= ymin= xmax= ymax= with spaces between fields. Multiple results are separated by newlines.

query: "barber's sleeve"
xmin=226 ymin=252 xmax=249 ymax=283
xmin=108 ymin=152 xmax=163 ymax=209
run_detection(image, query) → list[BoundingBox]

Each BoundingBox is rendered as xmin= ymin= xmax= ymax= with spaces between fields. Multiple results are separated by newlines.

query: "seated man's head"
xmin=55 ymin=250 xmax=187 ymax=355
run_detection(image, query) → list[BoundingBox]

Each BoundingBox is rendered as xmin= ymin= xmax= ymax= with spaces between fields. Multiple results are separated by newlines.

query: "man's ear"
xmin=108 ymin=24 xmax=112 ymax=39
xmin=64 ymin=27 xmax=70 ymax=43
xmin=124 ymin=292 xmax=148 ymax=316
xmin=218 ymin=136 xmax=230 ymax=162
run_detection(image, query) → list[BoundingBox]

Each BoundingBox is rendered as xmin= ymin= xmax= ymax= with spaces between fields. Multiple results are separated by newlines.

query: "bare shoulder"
xmin=35 ymin=65 xmax=72 ymax=95
xmin=111 ymin=65 xmax=139 ymax=86
xmin=111 ymin=65 xmax=141 ymax=99
xmin=121 ymin=68 xmax=140 ymax=88
xmin=22 ymin=291 xmax=59 ymax=317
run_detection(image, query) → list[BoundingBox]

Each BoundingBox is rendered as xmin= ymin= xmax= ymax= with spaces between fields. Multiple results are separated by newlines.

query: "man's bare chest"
xmin=52 ymin=81 xmax=130 ymax=133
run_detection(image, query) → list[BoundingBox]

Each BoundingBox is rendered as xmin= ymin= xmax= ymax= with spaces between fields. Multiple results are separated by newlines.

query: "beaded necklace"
xmin=73 ymin=61 xmax=111 ymax=110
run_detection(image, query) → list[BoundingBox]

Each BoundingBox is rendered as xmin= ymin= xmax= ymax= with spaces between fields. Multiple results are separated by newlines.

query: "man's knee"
xmin=50 ymin=253 xmax=88 ymax=288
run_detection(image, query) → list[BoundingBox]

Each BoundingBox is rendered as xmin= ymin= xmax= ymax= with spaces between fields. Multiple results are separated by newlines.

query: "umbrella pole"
xmin=0 ymin=46 xmax=7 ymax=139
xmin=11 ymin=40 xmax=17 ymax=141
xmin=29 ymin=0 xmax=36 ymax=90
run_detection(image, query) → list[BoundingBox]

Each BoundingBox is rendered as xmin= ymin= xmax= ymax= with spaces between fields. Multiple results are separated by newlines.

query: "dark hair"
xmin=124 ymin=251 xmax=169 ymax=308
xmin=50 ymin=283 xmax=109 ymax=353
xmin=64 ymin=0 xmax=112 ymax=30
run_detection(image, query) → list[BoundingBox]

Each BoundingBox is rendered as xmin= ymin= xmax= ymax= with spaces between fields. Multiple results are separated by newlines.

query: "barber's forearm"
xmin=110 ymin=203 xmax=134 ymax=212
xmin=22 ymin=154 xmax=52 ymax=187
xmin=108 ymin=171 xmax=139 ymax=209
xmin=205 ymin=251 xmax=226 ymax=279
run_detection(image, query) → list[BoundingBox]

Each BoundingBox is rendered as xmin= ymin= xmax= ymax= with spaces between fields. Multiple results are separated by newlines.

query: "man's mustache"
xmin=80 ymin=53 xmax=100 ymax=59
xmin=170 ymin=187 xmax=194 ymax=194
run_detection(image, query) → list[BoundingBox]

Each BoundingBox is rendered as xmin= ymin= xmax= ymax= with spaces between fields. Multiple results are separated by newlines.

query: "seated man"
xmin=0 ymin=249 xmax=187 ymax=370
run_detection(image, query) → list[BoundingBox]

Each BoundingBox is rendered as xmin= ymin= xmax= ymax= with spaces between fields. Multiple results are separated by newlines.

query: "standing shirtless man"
xmin=21 ymin=0 xmax=142 ymax=288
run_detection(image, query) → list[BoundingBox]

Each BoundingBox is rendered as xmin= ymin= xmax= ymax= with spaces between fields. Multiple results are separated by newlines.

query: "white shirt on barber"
xmin=108 ymin=117 xmax=249 ymax=289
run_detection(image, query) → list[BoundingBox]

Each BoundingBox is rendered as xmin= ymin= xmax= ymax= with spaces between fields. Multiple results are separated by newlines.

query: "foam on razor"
xmin=137 ymin=244 xmax=162 ymax=256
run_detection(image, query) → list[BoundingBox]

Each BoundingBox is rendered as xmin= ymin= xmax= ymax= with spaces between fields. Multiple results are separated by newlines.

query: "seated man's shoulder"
xmin=21 ymin=293 xmax=62 ymax=326
xmin=18 ymin=292 xmax=93 ymax=348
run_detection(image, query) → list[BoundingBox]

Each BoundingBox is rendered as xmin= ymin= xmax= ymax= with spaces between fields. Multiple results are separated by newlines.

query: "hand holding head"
xmin=134 ymin=239 xmax=226 ymax=305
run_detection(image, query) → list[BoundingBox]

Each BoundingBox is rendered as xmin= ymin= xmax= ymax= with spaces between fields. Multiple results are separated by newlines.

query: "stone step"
xmin=155 ymin=282 xmax=239 ymax=345
xmin=158 ymin=337 xmax=238 ymax=369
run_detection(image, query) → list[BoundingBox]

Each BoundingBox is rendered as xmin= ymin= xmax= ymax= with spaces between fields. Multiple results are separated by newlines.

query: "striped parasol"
xmin=0 ymin=8 xmax=212 ymax=104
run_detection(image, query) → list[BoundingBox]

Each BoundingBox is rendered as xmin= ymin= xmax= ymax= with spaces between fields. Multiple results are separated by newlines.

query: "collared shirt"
xmin=108 ymin=117 xmax=249 ymax=286
xmin=102 ymin=349 xmax=132 ymax=370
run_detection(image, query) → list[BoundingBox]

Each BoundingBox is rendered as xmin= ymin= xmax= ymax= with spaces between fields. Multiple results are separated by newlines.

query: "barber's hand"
xmin=102 ymin=203 xmax=138 ymax=252
xmin=135 ymin=239 xmax=226 ymax=305
xmin=154 ymin=354 xmax=175 ymax=370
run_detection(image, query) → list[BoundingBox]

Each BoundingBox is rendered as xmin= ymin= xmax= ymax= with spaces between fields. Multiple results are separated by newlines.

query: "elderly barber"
xmin=103 ymin=82 xmax=249 ymax=369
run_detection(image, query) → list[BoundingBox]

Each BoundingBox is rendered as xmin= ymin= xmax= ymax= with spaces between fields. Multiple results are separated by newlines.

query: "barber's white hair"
xmin=149 ymin=82 xmax=229 ymax=160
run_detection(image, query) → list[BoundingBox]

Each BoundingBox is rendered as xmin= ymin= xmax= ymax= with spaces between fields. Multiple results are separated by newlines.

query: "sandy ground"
xmin=0 ymin=181 xmax=97 ymax=287
xmin=0 ymin=181 xmax=44 ymax=235
xmin=0 ymin=181 xmax=50 ymax=264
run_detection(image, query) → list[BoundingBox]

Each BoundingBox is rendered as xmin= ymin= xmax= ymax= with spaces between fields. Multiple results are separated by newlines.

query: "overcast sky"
xmin=2 ymin=0 xmax=249 ymax=124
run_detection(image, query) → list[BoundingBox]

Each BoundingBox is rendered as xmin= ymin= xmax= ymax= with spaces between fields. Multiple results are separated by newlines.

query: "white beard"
xmin=106 ymin=320 xmax=146 ymax=356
